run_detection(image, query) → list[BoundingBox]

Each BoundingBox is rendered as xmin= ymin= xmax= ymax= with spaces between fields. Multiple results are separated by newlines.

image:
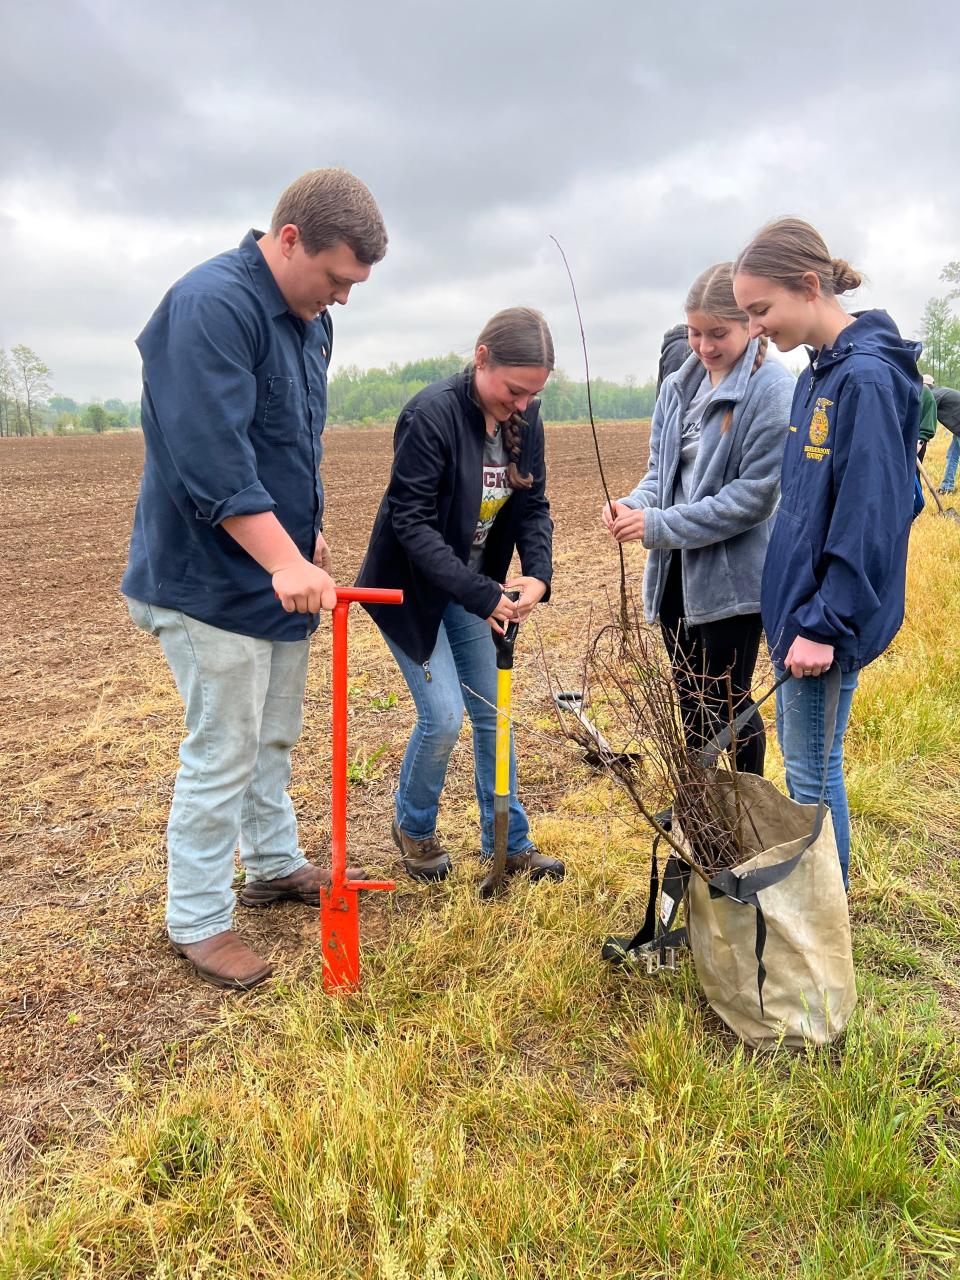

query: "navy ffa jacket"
xmin=356 ymin=369 xmax=553 ymax=663
xmin=761 ymin=310 xmax=921 ymax=673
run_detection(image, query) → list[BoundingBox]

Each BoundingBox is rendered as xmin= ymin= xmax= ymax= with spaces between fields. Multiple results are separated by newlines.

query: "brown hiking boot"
xmin=504 ymin=846 xmax=565 ymax=882
xmin=391 ymin=821 xmax=453 ymax=883
xmin=238 ymin=860 xmax=369 ymax=908
xmin=170 ymin=930 xmax=273 ymax=991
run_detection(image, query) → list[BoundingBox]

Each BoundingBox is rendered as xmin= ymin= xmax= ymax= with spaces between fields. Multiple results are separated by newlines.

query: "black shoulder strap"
xmin=700 ymin=669 xmax=791 ymax=767
xmin=602 ymin=810 xmax=691 ymax=966
xmin=704 ymin=665 xmax=842 ymax=1014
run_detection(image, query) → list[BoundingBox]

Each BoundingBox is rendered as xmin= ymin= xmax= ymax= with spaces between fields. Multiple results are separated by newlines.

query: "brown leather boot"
xmin=170 ymin=930 xmax=273 ymax=991
xmin=392 ymin=822 xmax=453 ymax=883
xmin=504 ymin=847 xmax=565 ymax=882
xmin=238 ymin=860 xmax=369 ymax=907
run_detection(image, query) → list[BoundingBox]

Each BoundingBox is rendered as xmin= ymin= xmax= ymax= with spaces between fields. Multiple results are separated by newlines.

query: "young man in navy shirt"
xmin=122 ymin=169 xmax=387 ymax=990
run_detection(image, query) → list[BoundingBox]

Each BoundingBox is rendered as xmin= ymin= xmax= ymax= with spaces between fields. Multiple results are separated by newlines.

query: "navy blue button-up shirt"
xmin=122 ymin=230 xmax=332 ymax=640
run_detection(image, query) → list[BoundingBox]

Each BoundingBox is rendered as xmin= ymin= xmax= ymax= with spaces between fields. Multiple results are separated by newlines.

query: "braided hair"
xmin=503 ymin=411 xmax=534 ymax=490
xmin=472 ymin=307 xmax=555 ymax=491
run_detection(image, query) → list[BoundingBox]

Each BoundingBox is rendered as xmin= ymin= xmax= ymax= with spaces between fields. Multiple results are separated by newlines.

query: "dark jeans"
xmin=658 ymin=555 xmax=766 ymax=775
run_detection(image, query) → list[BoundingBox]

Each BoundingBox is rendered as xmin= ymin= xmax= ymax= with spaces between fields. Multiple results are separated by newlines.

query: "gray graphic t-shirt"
xmin=468 ymin=427 xmax=512 ymax=570
xmin=675 ymin=370 xmax=713 ymax=504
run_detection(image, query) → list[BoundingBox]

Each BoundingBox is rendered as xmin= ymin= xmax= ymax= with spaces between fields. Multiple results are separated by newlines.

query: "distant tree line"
xmin=919 ymin=260 xmax=960 ymax=389
xmin=0 ymin=345 xmax=141 ymax=437
xmin=327 ymin=353 xmax=658 ymax=425
xmin=7 ymin=265 xmax=958 ymax=442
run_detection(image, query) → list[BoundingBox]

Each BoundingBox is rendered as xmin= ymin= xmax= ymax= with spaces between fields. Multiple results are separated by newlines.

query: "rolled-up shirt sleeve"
xmin=137 ymin=290 xmax=276 ymax=525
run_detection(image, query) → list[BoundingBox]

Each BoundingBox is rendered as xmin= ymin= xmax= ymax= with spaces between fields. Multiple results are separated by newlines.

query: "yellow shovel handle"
xmin=495 ymin=667 xmax=512 ymax=795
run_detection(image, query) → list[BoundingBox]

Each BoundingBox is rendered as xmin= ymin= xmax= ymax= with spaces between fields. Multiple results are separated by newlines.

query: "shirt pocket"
xmin=258 ymin=375 xmax=302 ymax=444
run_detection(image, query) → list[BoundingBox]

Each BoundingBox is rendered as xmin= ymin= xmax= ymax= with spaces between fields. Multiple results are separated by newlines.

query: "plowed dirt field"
xmin=1 ymin=422 xmax=653 ymax=1173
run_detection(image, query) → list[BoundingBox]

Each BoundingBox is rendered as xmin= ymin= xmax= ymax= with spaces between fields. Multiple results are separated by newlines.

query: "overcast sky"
xmin=2 ymin=0 xmax=958 ymax=402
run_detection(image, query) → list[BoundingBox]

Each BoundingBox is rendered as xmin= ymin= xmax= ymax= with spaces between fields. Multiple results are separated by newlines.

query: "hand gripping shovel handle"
xmin=479 ymin=591 xmax=520 ymax=900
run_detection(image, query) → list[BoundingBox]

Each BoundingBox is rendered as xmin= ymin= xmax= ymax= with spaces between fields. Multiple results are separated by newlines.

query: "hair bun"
xmin=831 ymin=258 xmax=862 ymax=294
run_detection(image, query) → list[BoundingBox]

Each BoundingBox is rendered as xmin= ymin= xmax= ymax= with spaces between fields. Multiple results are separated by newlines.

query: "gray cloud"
xmin=2 ymin=0 xmax=958 ymax=399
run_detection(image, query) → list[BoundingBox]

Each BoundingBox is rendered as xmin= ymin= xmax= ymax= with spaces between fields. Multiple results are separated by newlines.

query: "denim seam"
xmin=240 ymin=645 xmax=308 ymax=880
xmin=165 ymin=611 xmax=235 ymax=939
xmin=395 ymin=724 xmax=446 ymax=840
xmin=166 ymin=613 xmax=214 ymax=846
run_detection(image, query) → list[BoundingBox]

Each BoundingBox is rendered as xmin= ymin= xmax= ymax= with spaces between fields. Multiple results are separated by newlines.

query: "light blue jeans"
xmin=383 ymin=602 xmax=532 ymax=857
xmin=126 ymin=599 xmax=310 ymax=942
xmin=941 ymin=432 xmax=960 ymax=491
xmin=774 ymin=666 xmax=860 ymax=888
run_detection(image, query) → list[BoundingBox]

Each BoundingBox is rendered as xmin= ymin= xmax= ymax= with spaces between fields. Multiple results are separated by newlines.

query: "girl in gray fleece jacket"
xmin=602 ymin=263 xmax=794 ymax=773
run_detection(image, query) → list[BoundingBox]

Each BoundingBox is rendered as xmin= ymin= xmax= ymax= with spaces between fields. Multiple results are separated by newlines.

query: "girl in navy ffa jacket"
xmin=733 ymin=218 xmax=921 ymax=887
xmin=357 ymin=308 xmax=563 ymax=885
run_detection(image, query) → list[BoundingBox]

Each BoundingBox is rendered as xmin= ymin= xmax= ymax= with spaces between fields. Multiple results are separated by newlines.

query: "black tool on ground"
xmin=918 ymin=459 xmax=960 ymax=523
xmin=602 ymin=810 xmax=691 ymax=972
xmin=552 ymin=690 xmax=643 ymax=768
xmin=478 ymin=591 xmax=521 ymax=900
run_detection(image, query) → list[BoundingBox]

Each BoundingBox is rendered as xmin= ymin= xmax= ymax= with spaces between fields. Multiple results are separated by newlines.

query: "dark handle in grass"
xmin=492 ymin=590 xmax=521 ymax=670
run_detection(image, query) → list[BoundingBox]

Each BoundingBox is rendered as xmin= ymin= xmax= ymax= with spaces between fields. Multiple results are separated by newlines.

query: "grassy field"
xmin=1 ymin=428 xmax=959 ymax=1279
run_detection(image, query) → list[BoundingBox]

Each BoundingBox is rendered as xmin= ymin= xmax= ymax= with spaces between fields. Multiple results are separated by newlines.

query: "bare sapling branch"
xmin=550 ymin=235 xmax=630 ymax=637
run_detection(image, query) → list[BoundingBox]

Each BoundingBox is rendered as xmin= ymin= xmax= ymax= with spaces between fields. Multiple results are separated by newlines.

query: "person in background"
xmin=733 ymin=217 xmax=920 ymax=888
xmin=357 ymin=308 xmax=563 ymax=886
xmin=917 ymin=373 xmax=937 ymax=463
xmin=656 ymin=323 xmax=691 ymax=394
xmin=931 ymin=383 xmax=960 ymax=494
xmin=602 ymin=263 xmax=794 ymax=775
xmin=122 ymin=169 xmax=387 ymax=990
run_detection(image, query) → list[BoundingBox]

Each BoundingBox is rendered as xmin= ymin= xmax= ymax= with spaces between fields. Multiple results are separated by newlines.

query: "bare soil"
xmin=0 ymin=422 xmax=650 ymax=1174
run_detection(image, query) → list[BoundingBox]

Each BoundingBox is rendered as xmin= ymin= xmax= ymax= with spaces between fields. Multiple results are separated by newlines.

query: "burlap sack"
xmin=684 ymin=768 xmax=857 ymax=1049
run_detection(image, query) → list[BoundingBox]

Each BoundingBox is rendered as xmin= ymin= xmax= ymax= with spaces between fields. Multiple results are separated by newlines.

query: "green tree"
xmin=9 ymin=345 xmax=52 ymax=436
xmin=327 ymin=352 xmax=656 ymax=425
xmin=49 ymin=394 xmax=79 ymax=416
xmin=919 ymin=296 xmax=960 ymax=388
xmin=0 ymin=350 xmax=14 ymax=438
xmin=83 ymin=403 xmax=109 ymax=434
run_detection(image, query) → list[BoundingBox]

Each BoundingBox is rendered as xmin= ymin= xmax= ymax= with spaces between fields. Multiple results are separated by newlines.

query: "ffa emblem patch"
xmin=809 ymin=397 xmax=833 ymax=446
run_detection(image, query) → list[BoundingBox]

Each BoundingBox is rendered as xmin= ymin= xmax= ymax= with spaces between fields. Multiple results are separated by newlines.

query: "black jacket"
xmin=656 ymin=324 xmax=690 ymax=394
xmin=933 ymin=386 xmax=960 ymax=436
xmin=356 ymin=369 xmax=554 ymax=663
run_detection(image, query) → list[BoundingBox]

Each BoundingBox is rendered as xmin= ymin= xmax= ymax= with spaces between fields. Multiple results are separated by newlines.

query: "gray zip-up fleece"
xmin=619 ymin=339 xmax=794 ymax=626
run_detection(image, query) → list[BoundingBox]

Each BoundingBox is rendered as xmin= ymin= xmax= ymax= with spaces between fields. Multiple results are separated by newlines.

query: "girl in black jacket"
xmin=357 ymin=308 xmax=564 ymax=884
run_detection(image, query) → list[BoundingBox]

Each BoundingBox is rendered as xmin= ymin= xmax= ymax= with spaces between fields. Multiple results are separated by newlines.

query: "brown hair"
xmin=271 ymin=168 xmax=388 ymax=264
xmin=733 ymin=217 xmax=862 ymax=297
xmin=685 ymin=262 xmax=768 ymax=432
xmin=685 ymin=261 xmax=749 ymax=324
xmin=473 ymin=307 xmax=555 ymax=489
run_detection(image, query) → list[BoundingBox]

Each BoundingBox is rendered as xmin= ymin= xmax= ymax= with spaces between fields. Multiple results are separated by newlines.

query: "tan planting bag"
xmin=684 ymin=767 xmax=857 ymax=1049
xmin=679 ymin=666 xmax=856 ymax=1048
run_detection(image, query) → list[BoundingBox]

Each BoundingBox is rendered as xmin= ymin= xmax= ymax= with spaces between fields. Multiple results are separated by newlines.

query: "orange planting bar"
xmin=320 ymin=586 xmax=403 ymax=993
